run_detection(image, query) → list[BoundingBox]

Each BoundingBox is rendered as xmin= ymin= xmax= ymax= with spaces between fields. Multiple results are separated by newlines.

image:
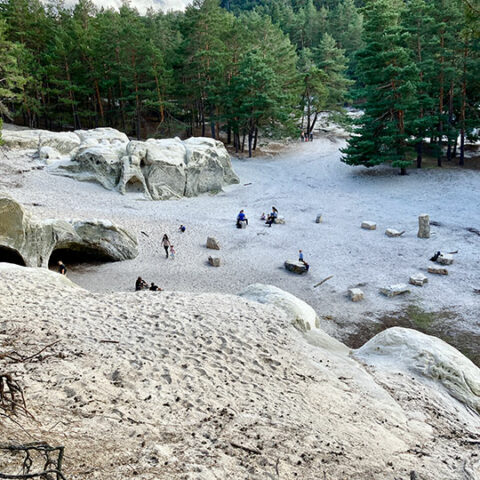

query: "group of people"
xmin=135 ymin=277 xmax=162 ymax=291
xmin=239 ymin=206 xmax=279 ymax=228
xmin=300 ymin=131 xmax=313 ymax=142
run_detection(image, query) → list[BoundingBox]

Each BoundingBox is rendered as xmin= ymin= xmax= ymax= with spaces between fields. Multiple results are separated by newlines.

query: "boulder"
xmin=0 ymin=195 xmax=137 ymax=268
xmin=208 ymin=256 xmax=221 ymax=267
xmin=385 ymin=228 xmax=405 ymax=237
xmin=437 ymin=254 xmax=453 ymax=265
xmin=361 ymin=221 xmax=376 ymax=230
xmin=418 ymin=214 xmax=430 ymax=239
xmin=315 ymin=214 xmax=323 ymax=224
xmin=355 ymin=327 xmax=480 ymax=414
xmin=1 ymin=128 xmax=80 ymax=154
xmin=239 ymin=283 xmax=320 ymax=332
xmin=348 ymin=288 xmax=364 ymax=302
xmin=206 ymin=237 xmax=220 ymax=250
xmin=37 ymin=146 xmax=63 ymax=164
xmin=284 ymin=260 xmax=308 ymax=274
xmin=409 ymin=273 xmax=428 ymax=286
xmin=380 ymin=284 xmax=410 ymax=297
xmin=428 ymin=266 xmax=448 ymax=275
xmin=74 ymin=127 xmax=129 ymax=145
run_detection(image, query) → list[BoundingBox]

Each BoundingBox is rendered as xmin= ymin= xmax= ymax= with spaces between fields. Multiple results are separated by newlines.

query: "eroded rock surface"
xmin=0 ymin=195 xmax=137 ymax=267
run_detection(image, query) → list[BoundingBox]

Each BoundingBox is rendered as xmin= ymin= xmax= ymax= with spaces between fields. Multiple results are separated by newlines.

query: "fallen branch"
xmin=314 ymin=275 xmax=333 ymax=288
xmin=98 ymin=340 xmax=119 ymax=344
xmin=2 ymin=341 xmax=60 ymax=364
xmin=230 ymin=441 xmax=261 ymax=455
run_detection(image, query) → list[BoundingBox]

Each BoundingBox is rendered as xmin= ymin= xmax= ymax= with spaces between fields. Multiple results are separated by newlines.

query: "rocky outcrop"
xmin=48 ymin=131 xmax=240 ymax=200
xmin=0 ymin=195 xmax=137 ymax=268
xmin=355 ymin=327 xmax=480 ymax=414
xmin=1 ymin=128 xmax=81 ymax=154
xmin=206 ymin=236 xmax=220 ymax=250
xmin=239 ymin=283 xmax=321 ymax=332
xmin=418 ymin=214 xmax=430 ymax=238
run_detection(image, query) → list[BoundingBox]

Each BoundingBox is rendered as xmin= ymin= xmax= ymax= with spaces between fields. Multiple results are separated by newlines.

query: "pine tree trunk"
xmin=253 ymin=127 xmax=258 ymax=151
xmin=459 ymin=44 xmax=467 ymax=167
xmin=437 ymin=30 xmax=445 ymax=168
xmin=248 ymin=130 xmax=253 ymax=158
xmin=459 ymin=129 xmax=465 ymax=166
xmin=241 ymin=131 xmax=246 ymax=152
xmin=416 ymin=141 xmax=422 ymax=168
xmin=227 ymin=126 xmax=231 ymax=145
xmin=400 ymin=167 xmax=407 ymax=175
xmin=446 ymin=81 xmax=454 ymax=161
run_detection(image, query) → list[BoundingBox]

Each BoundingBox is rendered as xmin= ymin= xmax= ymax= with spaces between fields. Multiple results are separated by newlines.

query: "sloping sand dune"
xmin=0 ymin=264 xmax=478 ymax=479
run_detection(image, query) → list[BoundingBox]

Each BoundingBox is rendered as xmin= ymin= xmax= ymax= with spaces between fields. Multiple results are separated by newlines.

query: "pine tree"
xmin=341 ymin=0 xmax=418 ymax=175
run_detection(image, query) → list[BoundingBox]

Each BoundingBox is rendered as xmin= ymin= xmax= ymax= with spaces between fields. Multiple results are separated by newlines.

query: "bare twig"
xmin=313 ymin=275 xmax=333 ymax=288
xmin=230 ymin=441 xmax=262 ymax=455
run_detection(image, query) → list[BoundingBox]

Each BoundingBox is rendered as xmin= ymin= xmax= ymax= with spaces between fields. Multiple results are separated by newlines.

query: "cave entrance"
xmin=125 ymin=176 xmax=144 ymax=193
xmin=48 ymin=245 xmax=115 ymax=272
xmin=0 ymin=246 xmax=26 ymax=266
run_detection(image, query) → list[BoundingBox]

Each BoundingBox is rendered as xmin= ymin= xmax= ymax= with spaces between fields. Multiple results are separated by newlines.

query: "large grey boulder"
xmin=355 ymin=327 xmax=480 ymax=414
xmin=418 ymin=214 xmax=430 ymax=238
xmin=0 ymin=195 xmax=137 ymax=268
xmin=284 ymin=260 xmax=309 ymax=274
xmin=1 ymin=128 xmax=81 ymax=154
xmin=52 ymin=134 xmax=239 ymax=201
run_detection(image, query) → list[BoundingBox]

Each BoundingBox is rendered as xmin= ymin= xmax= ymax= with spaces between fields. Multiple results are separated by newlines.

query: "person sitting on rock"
xmin=58 ymin=260 xmax=67 ymax=276
xmin=300 ymin=259 xmax=310 ymax=271
xmin=237 ymin=210 xmax=248 ymax=228
xmin=135 ymin=276 xmax=148 ymax=291
xmin=179 ymin=225 xmax=186 ymax=233
xmin=266 ymin=206 xmax=278 ymax=227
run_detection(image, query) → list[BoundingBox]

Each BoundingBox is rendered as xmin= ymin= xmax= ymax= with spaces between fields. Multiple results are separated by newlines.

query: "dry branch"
xmin=313 ymin=275 xmax=333 ymax=288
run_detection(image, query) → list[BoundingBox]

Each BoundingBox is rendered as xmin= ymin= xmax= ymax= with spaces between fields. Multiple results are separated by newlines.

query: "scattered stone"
xmin=348 ymin=288 xmax=364 ymax=302
xmin=361 ymin=221 xmax=376 ymax=230
xmin=428 ymin=266 xmax=448 ymax=275
xmin=380 ymin=284 xmax=410 ymax=297
xmin=315 ymin=214 xmax=323 ymax=224
xmin=284 ymin=260 xmax=308 ymax=274
xmin=385 ymin=228 xmax=405 ymax=237
xmin=208 ymin=256 xmax=221 ymax=267
xmin=437 ymin=254 xmax=453 ymax=265
xmin=417 ymin=214 xmax=430 ymax=238
xmin=274 ymin=216 xmax=285 ymax=224
xmin=409 ymin=273 xmax=428 ymax=286
xmin=206 ymin=237 xmax=220 ymax=250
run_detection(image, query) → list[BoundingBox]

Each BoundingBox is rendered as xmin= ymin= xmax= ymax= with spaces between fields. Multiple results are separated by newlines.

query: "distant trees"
xmin=342 ymin=0 xmax=480 ymax=173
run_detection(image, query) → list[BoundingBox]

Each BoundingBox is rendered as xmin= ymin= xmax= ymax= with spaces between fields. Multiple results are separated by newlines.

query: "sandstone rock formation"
xmin=385 ymin=228 xmax=405 ymax=237
xmin=208 ymin=256 xmax=221 ymax=267
xmin=348 ymin=287 xmax=364 ymax=301
xmin=0 ymin=195 xmax=137 ymax=268
xmin=428 ymin=266 xmax=448 ymax=275
xmin=239 ymin=283 xmax=321 ymax=332
xmin=52 ymin=133 xmax=239 ymax=200
xmin=361 ymin=221 xmax=376 ymax=230
xmin=380 ymin=284 xmax=410 ymax=297
xmin=206 ymin=236 xmax=220 ymax=250
xmin=437 ymin=253 xmax=454 ymax=265
xmin=409 ymin=273 xmax=428 ymax=286
xmin=355 ymin=327 xmax=480 ymax=414
xmin=284 ymin=260 xmax=309 ymax=274
xmin=3 ymin=127 xmax=239 ymax=200
xmin=418 ymin=214 xmax=430 ymax=238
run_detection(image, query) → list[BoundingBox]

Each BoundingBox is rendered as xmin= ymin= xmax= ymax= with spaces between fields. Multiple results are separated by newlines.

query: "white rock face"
xmin=50 ymin=132 xmax=239 ymax=200
xmin=409 ymin=273 xmax=428 ymax=286
xmin=0 ymin=195 xmax=137 ymax=267
xmin=355 ymin=327 xmax=480 ymax=414
xmin=239 ymin=283 xmax=320 ymax=332
xmin=380 ymin=284 xmax=410 ymax=297
xmin=37 ymin=146 xmax=63 ymax=164
xmin=437 ymin=254 xmax=454 ymax=265
xmin=1 ymin=128 xmax=81 ymax=154
xmin=361 ymin=221 xmax=376 ymax=230
xmin=418 ymin=214 xmax=430 ymax=238
xmin=348 ymin=288 xmax=364 ymax=302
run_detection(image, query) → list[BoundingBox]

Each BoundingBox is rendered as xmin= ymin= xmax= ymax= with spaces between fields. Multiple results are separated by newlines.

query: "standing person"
xmin=170 ymin=245 xmax=176 ymax=259
xmin=298 ymin=250 xmax=304 ymax=262
xmin=57 ymin=260 xmax=67 ymax=275
xmin=300 ymin=131 xmax=305 ymax=142
xmin=309 ymin=132 xmax=313 ymax=142
xmin=161 ymin=234 xmax=171 ymax=259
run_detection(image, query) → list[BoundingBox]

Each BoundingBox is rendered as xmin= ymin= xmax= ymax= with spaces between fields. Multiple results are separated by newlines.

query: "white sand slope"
xmin=0 ymin=264 xmax=479 ymax=479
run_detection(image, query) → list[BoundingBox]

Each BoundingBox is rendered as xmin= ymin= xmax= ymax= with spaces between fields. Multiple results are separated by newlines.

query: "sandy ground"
xmin=0 ymin=265 xmax=479 ymax=480
xmin=2 ymin=135 xmax=480 ymax=349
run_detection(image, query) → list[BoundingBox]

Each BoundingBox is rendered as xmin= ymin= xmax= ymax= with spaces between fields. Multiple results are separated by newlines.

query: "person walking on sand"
xmin=170 ymin=245 xmax=176 ymax=259
xmin=57 ymin=260 xmax=67 ymax=275
xmin=161 ymin=234 xmax=171 ymax=259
